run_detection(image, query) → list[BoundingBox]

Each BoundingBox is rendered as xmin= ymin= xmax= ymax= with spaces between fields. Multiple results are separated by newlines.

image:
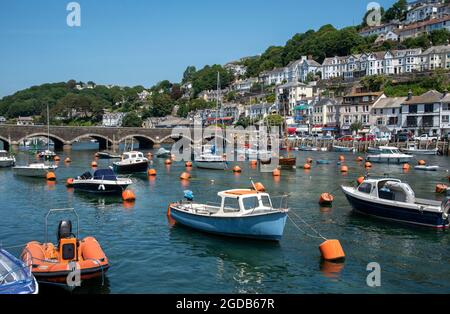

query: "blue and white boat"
xmin=168 ymin=189 xmax=289 ymax=240
xmin=341 ymin=178 xmax=450 ymax=229
xmin=333 ymin=145 xmax=355 ymax=153
xmin=0 ymin=248 xmax=38 ymax=294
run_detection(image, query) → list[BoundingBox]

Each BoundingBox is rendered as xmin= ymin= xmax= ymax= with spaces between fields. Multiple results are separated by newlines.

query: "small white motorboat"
xmin=401 ymin=143 xmax=438 ymax=156
xmin=13 ymin=163 xmax=57 ymax=178
xmin=38 ymin=150 xmax=56 ymax=160
xmin=366 ymin=146 xmax=414 ymax=164
xmin=414 ymin=165 xmax=440 ymax=171
xmin=112 ymin=151 xmax=148 ymax=173
xmin=0 ymin=150 xmax=15 ymax=168
xmin=333 ymin=145 xmax=355 ymax=153
xmin=194 ymin=153 xmax=228 ymax=170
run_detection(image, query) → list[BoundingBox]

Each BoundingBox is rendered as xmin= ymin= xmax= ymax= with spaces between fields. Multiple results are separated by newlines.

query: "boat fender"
xmin=98 ymin=184 xmax=105 ymax=191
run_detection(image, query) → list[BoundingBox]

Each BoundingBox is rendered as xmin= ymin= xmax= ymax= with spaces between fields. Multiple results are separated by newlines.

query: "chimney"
xmin=407 ymin=90 xmax=413 ymax=101
xmin=308 ymin=55 xmax=313 ymax=60
xmin=444 ymin=89 xmax=448 ymax=98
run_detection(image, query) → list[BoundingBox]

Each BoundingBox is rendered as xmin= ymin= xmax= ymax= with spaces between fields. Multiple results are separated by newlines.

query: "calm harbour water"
xmin=0 ymin=142 xmax=449 ymax=294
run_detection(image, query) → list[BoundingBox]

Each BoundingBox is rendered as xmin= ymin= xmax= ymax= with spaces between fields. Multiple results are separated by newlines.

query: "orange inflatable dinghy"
xmin=21 ymin=209 xmax=109 ymax=284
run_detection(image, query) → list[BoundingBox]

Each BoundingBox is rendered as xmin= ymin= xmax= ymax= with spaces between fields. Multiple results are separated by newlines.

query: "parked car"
xmin=394 ymin=132 xmax=411 ymax=142
xmin=415 ymin=134 xmax=438 ymax=143
xmin=337 ymin=135 xmax=354 ymax=142
xmin=357 ymin=134 xmax=376 ymax=142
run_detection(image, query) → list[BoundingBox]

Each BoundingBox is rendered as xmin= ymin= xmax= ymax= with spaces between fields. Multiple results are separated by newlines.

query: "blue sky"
xmin=0 ymin=0 xmax=396 ymax=97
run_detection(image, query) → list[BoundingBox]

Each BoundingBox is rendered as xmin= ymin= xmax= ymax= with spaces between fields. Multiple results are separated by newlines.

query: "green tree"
xmin=430 ymin=29 xmax=450 ymax=46
xmin=182 ymin=66 xmax=197 ymax=84
xmin=122 ymin=112 xmax=143 ymax=127
xmin=264 ymin=114 xmax=284 ymax=126
xmin=149 ymin=93 xmax=173 ymax=117
xmin=350 ymin=121 xmax=363 ymax=134
xmin=383 ymin=0 xmax=407 ymax=22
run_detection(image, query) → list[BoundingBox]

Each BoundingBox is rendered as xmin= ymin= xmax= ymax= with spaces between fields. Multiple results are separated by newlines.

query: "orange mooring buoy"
xmin=94 ymin=153 xmax=99 ymax=158
xmin=46 ymin=172 xmax=56 ymax=181
xmin=273 ymin=169 xmax=281 ymax=177
xmin=304 ymin=163 xmax=311 ymax=170
xmin=319 ymin=239 xmax=345 ymax=261
xmin=403 ymin=163 xmax=410 ymax=170
xmin=122 ymin=190 xmax=136 ymax=202
xmin=147 ymin=153 xmax=153 ymax=159
xmin=418 ymin=160 xmax=426 ymax=166
xmin=165 ymin=159 xmax=172 ymax=165
xmin=232 ymin=166 xmax=242 ymax=173
xmin=66 ymin=178 xmax=74 ymax=187
xmin=339 ymin=155 xmax=345 ymax=162
xmin=147 ymin=169 xmax=157 ymax=176
xmin=340 ymin=165 xmax=348 ymax=173
xmin=180 ymin=172 xmax=191 ymax=180
xmin=319 ymin=193 xmax=334 ymax=206
xmin=64 ymin=157 xmax=71 ymax=163
xmin=365 ymin=162 xmax=372 ymax=168
xmin=253 ymin=182 xmax=266 ymax=192
xmin=54 ymin=156 xmax=60 ymax=162
xmin=436 ymin=184 xmax=448 ymax=194
xmin=91 ymin=161 xmax=98 ymax=168
xmin=250 ymin=160 xmax=258 ymax=167
xmin=185 ymin=161 xmax=193 ymax=167
xmin=307 ymin=158 xmax=313 ymax=164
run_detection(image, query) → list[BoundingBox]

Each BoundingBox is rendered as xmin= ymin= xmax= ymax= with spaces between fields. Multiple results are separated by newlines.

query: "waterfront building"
xmin=371 ymin=97 xmax=406 ymax=132
xmin=439 ymin=92 xmax=450 ymax=137
xmin=375 ymin=31 xmax=400 ymax=44
xmin=400 ymin=90 xmax=443 ymax=136
xmin=276 ymin=82 xmax=314 ymax=116
xmin=339 ymin=91 xmax=385 ymax=135
xmin=137 ymin=90 xmax=151 ymax=101
xmin=300 ymin=59 xmax=322 ymax=81
xmin=310 ymin=98 xmax=341 ymax=135
xmin=102 ymin=112 xmax=125 ymax=127
xmin=406 ymin=2 xmax=441 ymax=24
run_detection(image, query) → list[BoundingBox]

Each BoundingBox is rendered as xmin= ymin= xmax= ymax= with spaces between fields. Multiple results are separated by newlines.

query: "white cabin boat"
xmin=401 ymin=143 xmax=438 ymax=156
xmin=366 ymin=146 xmax=414 ymax=164
xmin=0 ymin=150 xmax=15 ymax=168
xmin=13 ymin=163 xmax=57 ymax=178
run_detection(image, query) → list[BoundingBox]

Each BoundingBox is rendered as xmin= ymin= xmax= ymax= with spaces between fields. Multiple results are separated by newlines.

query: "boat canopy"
xmin=93 ymin=169 xmax=117 ymax=180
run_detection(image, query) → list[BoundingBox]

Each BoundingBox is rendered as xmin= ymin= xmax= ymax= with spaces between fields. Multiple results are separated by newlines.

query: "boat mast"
xmin=215 ymin=72 xmax=220 ymax=152
xmin=47 ymin=103 xmax=50 ymax=152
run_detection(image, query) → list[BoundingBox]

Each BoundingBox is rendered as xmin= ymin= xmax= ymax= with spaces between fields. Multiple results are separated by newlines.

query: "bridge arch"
xmin=17 ymin=133 xmax=66 ymax=150
xmin=118 ymin=134 xmax=157 ymax=149
xmin=0 ymin=135 xmax=10 ymax=151
xmin=70 ymin=134 xmax=113 ymax=150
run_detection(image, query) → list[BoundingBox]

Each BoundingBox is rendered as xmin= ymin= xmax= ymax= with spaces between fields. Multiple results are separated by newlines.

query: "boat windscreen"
xmin=93 ymin=169 xmax=117 ymax=180
xmin=79 ymin=172 xmax=92 ymax=180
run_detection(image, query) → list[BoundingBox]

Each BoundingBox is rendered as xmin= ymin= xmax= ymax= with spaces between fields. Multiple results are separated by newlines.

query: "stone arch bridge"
xmin=0 ymin=125 xmax=198 ymax=151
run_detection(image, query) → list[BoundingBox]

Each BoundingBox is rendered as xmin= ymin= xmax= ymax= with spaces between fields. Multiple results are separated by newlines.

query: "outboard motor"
xmin=57 ymin=220 xmax=77 ymax=261
xmin=57 ymin=220 xmax=73 ymax=240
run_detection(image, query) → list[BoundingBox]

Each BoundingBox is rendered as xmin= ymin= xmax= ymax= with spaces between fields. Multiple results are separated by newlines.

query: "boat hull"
xmin=342 ymin=189 xmax=449 ymax=228
xmin=333 ymin=146 xmax=354 ymax=153
xmin=402 ymin=149 xmax=438 ymax=156
xmin=0 ymin=159 xmax=15 ymax=168
xmin=97 ymin=152 xmax=121 ymax=159
xmin=170 ymin=207 xmax=288 ymax=241
xmin=13 ymin=167 xmax=55 ymax=178
xmin=366 ymin=156 xmax=413 ymax=164
xmin=194 ymin=160 xmax=228 ymax=170
xmin=113 ymin=161 xmax=148 ymax=173
xmin=73 ymin=182 xmax=129 ymax=194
